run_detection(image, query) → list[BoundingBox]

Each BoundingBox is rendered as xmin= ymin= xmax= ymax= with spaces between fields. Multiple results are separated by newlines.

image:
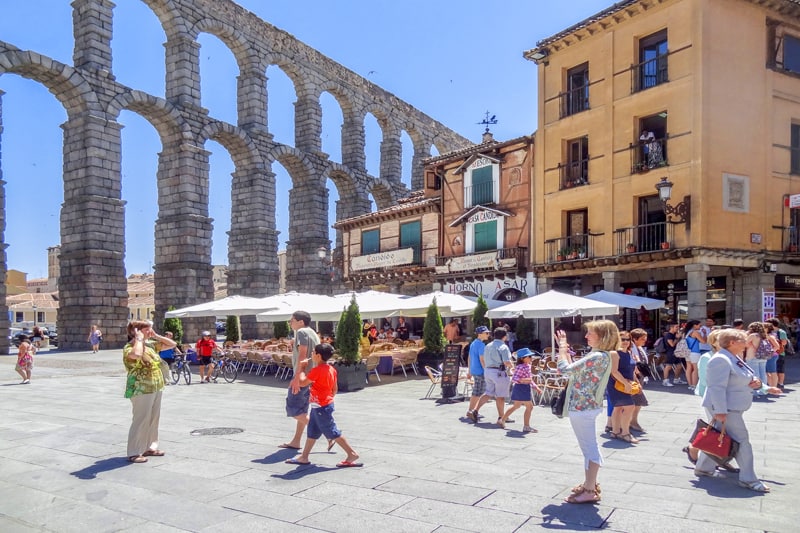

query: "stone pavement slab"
xmin=0 ymin=348 xmax=798 ymax=532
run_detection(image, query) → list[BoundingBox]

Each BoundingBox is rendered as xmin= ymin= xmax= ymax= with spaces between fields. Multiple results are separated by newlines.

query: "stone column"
xmin=411 ymin=138 xmax=431 ymax=190
xmin=164 ymin=35 xmax=201 ymax=108
xmin=294 ymin=94 xmax=322 ymax=153
xmin=153 ymin=143 xmax=214 ymax=340
xmin=237 ymin=68 xmax=267 ymax=131
xmin=739 ymin=270 xmax=774 ymax=325
xmin=685 ymin=263 xmax=710 ymax=320
xmin=602 ymin=271 xmax=622 ymax=292
xmin=60 ymin=113 xmax=128 ymax=349
xmin=0 ymin=90 xmax=8 ymax=354
xmin=341 ymin=110 xmax=366 ymax=172
xmin=72 ymin=0 xmax=114 ymax=74
xmin=285 ymin=182 xmax=331 ymax=294
xmin=380 ymin=128 xmax=402 ymax=182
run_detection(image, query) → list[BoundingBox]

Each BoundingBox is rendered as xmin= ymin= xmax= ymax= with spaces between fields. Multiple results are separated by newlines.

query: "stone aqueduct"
xmin=0 ymin=0 xmax=470 ymax=351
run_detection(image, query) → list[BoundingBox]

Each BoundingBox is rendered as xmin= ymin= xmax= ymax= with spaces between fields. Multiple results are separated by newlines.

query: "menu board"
xmin=440 ymin=344 xmax=462 ymax=398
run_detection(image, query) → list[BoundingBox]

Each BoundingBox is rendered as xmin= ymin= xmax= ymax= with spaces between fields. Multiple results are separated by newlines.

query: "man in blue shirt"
xmin=465 ymin=326 xmax=491 ymax=422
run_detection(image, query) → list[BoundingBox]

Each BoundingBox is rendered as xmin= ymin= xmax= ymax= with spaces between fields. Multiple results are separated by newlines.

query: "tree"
xmin=335 ymin=295 xmax=362 ymax=364
xmin=515 ymin=318 xmax=536 ymax=349
xmin=273 ymin=320 xmax=290 ymax=339
xmin=423 ymin=298 xmax=446 ymax=354
xmin=472 ymin=295 xmax=491 ymax=330
xmin=162 ymin=307 xmax=183 ymax=344
xmin=225 ymin=315 xmax=240 ymax=343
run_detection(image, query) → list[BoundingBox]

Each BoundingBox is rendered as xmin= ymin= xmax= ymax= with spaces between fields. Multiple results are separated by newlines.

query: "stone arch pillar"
xmin=60 ymin=112 xmax=128 ymax=349
xmin=285 ymin=182 xmax=331 ymax=294
xmin=0 ymin=90 xmax=9 ymax=354
xmin=294 ymin=94 xmax=322 ymax=154
xmin=153 ymin=142 xmax=214 ymax=338
xmin=411 ymin=136 xmax=433 ymax=190
xmin=164 ymin=35 xmax=201 ymax=108
xmin=72 ymin=0 xmax=114 ymax=74
xmin=237 ymin=67 xmax=267 ymax=131
xmin=341 ymin=110 xmax=366 ymax=172
xmin=380 ymin=126 xmax=402 ymax=182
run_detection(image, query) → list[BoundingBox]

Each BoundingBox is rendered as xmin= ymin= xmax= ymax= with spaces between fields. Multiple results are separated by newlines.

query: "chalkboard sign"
xmin=440 ymin=344 xmax=462 ymax=398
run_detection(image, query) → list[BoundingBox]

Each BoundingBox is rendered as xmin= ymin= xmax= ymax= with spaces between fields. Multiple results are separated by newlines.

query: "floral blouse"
xmin=557 ymin=351 xmax=612 ymax=412
xmin=123 ymin=342 xmax=165 ymax=398
xmin=511 ymin=362 xmax=532 ymax=384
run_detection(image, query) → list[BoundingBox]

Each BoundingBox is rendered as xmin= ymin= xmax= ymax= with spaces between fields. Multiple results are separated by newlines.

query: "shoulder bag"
xmin=674 ymin=338 xmax=691 ymax=359
xmin=550 ymin=387 xmax=567 ymax=418
xmin=614 ymin=379 xmax=641 ymax=395
xmin=691 ymin=419 xmax=738 ymax=461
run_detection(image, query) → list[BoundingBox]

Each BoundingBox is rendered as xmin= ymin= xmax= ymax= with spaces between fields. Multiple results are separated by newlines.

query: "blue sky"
xmin=0 ymin=0 xmax=611 ymax=279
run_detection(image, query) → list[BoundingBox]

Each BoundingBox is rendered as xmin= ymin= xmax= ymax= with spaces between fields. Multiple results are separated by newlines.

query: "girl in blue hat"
xmin=498 ymin=348 xmax=539 ymax=433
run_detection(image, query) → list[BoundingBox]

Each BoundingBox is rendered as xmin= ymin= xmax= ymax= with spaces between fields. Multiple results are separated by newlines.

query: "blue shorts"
xmin=766 ymin=355 xmax=778 ymax=373
xmin=286 ymin=386 xmax=310 ymax=417
xmin=307 ymin=403 xmax=342 ymax=440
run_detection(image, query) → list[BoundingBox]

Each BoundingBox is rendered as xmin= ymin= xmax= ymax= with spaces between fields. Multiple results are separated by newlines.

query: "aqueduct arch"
xmin=0 ymin=0 xmax=470 ymax=350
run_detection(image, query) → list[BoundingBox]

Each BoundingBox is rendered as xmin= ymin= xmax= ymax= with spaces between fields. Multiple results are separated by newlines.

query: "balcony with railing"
xmin=631 ymin=54 xmax=669 ymax=93
xmin=559 ymin=85 xmax=590 ymax=119
xmin=559 ymin=159 xmax=589 ymax=190
xmin=778 ymin=226 xmax=800 ymax=253
xmin=630 ymin=137 xmax=668 ymax=174
xmin=614 ymin=222 xmax=676 ymax=254
xmin=544 ymin=234 xmax=598 ymax=263
xmin=464 ymin=180 xmax=496 ymax=208
xmin=435 ymin=247 xmax=528 ymax=275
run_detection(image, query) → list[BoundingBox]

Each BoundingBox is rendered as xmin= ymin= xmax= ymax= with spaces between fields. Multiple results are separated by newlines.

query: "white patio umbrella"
xmin=254 ymin=292 xmax=344 ymax=322
xmin=164 ymin=295 xmax=280 ymax=318
xmin=332 ymin=290 xmax=412 ymax=320
xmin=389 ymin=291 xmax=479 ymax=317
xmin=584 ymin=290 xmax=665 ymax=310
xmin=487 ymin=290 xmax=619 ymax=353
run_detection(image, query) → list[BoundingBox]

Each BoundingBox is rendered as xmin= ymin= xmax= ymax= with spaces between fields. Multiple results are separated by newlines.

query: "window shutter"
xmin=473 ymin=220 xmax=497 ymax=252
xmin=471 ymin=166 xmax=494 ymax=206
xmin=400 ymin=221 xmax=421 ymax=263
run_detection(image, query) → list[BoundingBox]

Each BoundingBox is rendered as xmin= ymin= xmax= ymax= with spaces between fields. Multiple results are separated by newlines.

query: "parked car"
xmin=10 ymin=328 xmax=33 ymax=347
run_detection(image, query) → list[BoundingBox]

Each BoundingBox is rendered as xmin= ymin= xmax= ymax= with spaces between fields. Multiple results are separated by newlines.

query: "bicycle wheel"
xmin=222 ymin=361 xmax=237 ymax=383
xmin=182 ymin=364 xmax=192 ymax=385
xmin=170 ymin=363 xmax=180 ymax=384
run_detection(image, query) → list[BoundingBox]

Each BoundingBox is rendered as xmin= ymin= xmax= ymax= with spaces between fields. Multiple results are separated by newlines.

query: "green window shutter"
xmin=471 ymin=166 xmax=493 ymax=205
xmin=361 ymin=229 xmax=380 ymax=255
xmin=400 ymin=221 xmax=421 ymax=263
xmin=473 ymin=220 xmax=497 ymax=252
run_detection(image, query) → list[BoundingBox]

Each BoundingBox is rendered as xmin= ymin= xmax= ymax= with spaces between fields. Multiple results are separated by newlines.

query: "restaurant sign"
xmin=448 ymin=252 xmax=498 ymax=272
xmin=351 ymin=248 xmax=414 ymax=271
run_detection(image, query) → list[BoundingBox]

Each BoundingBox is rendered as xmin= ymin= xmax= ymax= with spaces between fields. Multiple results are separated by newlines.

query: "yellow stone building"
xmin=525 ymin=0 xmax=800 ymax=327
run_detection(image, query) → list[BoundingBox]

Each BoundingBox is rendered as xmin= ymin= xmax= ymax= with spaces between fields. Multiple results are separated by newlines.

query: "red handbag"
xmin=691 ymin=419 xmax=736 ymax=459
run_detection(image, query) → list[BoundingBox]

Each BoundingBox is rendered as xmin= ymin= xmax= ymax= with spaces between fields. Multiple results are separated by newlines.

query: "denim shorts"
xmin=766 ymin=354 xmax=778 ymax=373
xmin=285 ymin=386 xmax=310 ymax=417
xmin=307 ymin=403 xmax=341 ymax=440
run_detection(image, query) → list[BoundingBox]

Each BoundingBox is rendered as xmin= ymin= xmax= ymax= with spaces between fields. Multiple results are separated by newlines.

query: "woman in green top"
xmin=124 ymin=319 xmax=175 ymax=463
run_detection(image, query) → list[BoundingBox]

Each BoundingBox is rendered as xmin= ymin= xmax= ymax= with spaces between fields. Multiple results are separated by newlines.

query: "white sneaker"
xmin=674 ymin=378 xmax=687 ymax=385
xmin=662 ymin=379 xmax=674 ymax=387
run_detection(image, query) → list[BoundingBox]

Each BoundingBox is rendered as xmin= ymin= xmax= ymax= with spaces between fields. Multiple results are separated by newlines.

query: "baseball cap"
xmin=475 ymin=326 xmax=490 ymax=334
xmin=201 ymin=330 xmax=211 ymax=336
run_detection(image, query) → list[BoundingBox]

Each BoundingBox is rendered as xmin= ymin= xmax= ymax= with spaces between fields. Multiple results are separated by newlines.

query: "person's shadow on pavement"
xmin=540 ymin=502 xmax=604 ymax=530
xmin=70 ymin=457 xmax=131 ymax=480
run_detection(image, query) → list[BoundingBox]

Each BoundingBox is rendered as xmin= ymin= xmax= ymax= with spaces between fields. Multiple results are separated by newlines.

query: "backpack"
xmin=755 ymin=339 xmax=773 ymax=360
xmin=673 ymin=338 xmax=691 ymax=359
xmin=653 ymin=337 xmax=667 ymax=354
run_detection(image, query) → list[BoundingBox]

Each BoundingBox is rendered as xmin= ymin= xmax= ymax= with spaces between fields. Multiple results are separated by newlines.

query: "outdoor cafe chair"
xmin=365 ymin=354 xmax=381 ymax=384
xmin=424 ymin=365 xmax=442 ymax=399
xmin=539 ymin=375 xmax=568 ymax=405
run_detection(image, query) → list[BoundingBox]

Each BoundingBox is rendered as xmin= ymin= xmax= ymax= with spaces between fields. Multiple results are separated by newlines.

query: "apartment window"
xmin=15 ymin=312 xmax=23 ymax=323
xmin=567 ymin=209 xmax=588 ymax=250
xmin=464 ymin=158 xmax=499 ymax=208
xmin=473 ymin=220 xmax=498 ymax=252
xmin=792 ymin=124 xmax=800 ymax=175
xmin=561 ymin=136 xmax=589 ymax=189
xmin=361 ymin=229 xmax=380 ymax=255
xmin=633 ymin=113 xmax=668 ymax=172
xmin=400 ymin=220 xmax=421 ymax=263
xmin=785 ymin=34 xmax=800 ymax=74
xmin=562 ymin=63 xmax=589 ymax=118
xmin=634 ymin=30 xmax=668 ymax=92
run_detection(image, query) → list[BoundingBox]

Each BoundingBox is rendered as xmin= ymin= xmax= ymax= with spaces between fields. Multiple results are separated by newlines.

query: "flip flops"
xmin=336 ymin=460 xmax=363 ymax=468
xmin=143 ymin=449 xmax=165 ymax=457
xmin=285 ymin=458 xmax=311 ymax=465
xmin=128 ymin=455 xmax=148 ymax=463
xmin=327 ymin=439 xmax=336 ymax=452
xmin=277 ymin=443 xmax=301 ymax=450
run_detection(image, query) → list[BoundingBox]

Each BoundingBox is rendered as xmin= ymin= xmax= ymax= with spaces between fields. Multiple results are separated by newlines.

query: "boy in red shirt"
xmin=285 ymin=343 xmax=361 ymax=467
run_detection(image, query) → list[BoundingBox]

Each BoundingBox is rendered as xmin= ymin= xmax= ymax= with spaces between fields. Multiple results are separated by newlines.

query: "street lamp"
xmin=647 ymin=277 xmax=658 ymax=295
xmin=655 ymin=177 xmax=691 ymax=228
xmin=572 ymin=279 xmax=582 ymax=296
xmin=32 ymin=304 xmax=37 ymax=328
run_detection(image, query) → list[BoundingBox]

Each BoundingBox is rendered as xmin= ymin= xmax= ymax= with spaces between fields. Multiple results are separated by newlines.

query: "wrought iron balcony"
xmin=559 ymin=159 xmax=589 ymax=190
xmin=631 ymin=55 xmax=669 ymax=93
xmin=779 ymin=226 xmax=800 ymax=253
xmin=464 ymin=180 xmax=496 ymax=208
xmin=435 ymin=247 xmax=528 ymax=274
xmin=559 ymin=85 xmax=590 ymax=118
xmin=630 ymin=136 xmax=669 ymax=174
xmin=544 ymin=234 xmax=597 ymax=263
xmin=614 ymin=222 xmax=676 ymax=254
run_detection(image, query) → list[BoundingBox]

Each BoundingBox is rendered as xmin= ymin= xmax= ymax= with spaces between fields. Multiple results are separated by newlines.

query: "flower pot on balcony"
xmin=789 ymin=245 xmax=798 ymax=253
xmin=578 ymin=252 xmax=587 ymax=259
xmin=626 ymin=244 xmax=636 ymax=253
xmin=557 ymin=255 xmax=565 ymax=261
xmin=661 ymin=242 xmax=670 ymax=250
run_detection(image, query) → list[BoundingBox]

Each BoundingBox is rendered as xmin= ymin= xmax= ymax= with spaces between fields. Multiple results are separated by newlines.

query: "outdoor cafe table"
xmin=370 ymin=348 xmax=419 ymax=375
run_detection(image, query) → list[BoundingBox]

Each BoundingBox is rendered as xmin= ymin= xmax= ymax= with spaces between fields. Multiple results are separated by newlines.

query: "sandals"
xmin=618 ymin=433 xmax=639 ymax=444
xmin=630 ymin=424 xmax=645 ymax=433
xmin=496 ymin=418 xmax=505 ymax=429
xmin=143 ymin=449 xmax=165 ymax=457
xmin=571 ymin=482 xmax=601 ymax=495
xmin=128 ymin=455 xmax=148 ymax=463
xmin=565 ymin=489 xmax=601 ymax=504
xmin=682 ymin=446 xmax=697 ymax=465
xmin=738 ymin=480 xmax=770 ymax=493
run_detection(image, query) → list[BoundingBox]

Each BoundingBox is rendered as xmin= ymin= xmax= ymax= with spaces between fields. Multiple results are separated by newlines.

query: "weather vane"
xmin=477 ymin=111 xmax=498 ymax=133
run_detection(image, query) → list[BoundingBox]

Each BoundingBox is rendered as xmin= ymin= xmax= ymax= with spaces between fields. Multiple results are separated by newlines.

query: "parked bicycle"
xmin=170 ymin=353 xmax=192 ymax=385
xmin=210 ymin=353 xmax=238 ymax=383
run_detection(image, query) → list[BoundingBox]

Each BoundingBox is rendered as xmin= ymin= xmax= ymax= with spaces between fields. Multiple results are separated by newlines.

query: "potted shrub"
xmin=225 ymin=315 xmax=240 ymax=343
xmin=472 ymin=295 xmax=491 ymax=331
xmin=418 ymin=298 xmax=447 ymax=369
xmin=273 ymin=320 xmax=290 ymax=339
xmin=626 ymin=243 xmax=636 ymax=253
xmin=333 ymin=295 xmax=366 ymax=392
xmin=162 ymin=306 xmax=183 ymax=344
xmin=557 ymin=248 xmax=567 ymax=261
xmin=577 ymin=246 xmax=587 ymax=259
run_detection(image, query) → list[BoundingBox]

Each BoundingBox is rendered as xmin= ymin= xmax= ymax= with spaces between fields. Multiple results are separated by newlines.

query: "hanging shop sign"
xmin=448 ymin=252 xmax=499 ymax=272
xmin=351 ymin=248 xmax=414 ymax=271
